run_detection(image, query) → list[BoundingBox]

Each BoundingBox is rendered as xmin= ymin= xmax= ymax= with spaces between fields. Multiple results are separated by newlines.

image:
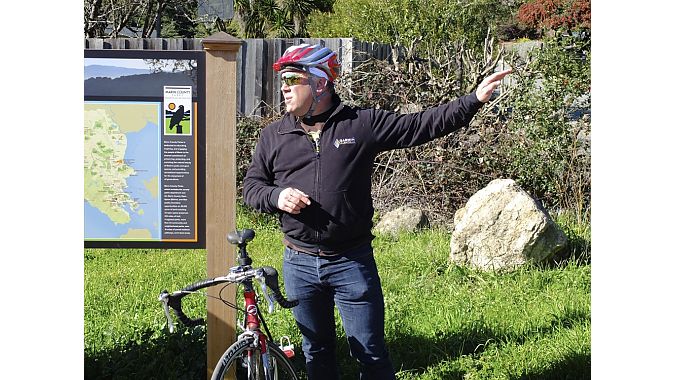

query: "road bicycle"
xmin=159 ymin=229 xmax=300 ymax=380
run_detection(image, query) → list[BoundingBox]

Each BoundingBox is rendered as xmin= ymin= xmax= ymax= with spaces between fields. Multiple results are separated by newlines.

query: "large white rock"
xmin=449 ymin=179 xmax=567 ymax=271
xmin=375 ymin=206 xmax=429 ymax=236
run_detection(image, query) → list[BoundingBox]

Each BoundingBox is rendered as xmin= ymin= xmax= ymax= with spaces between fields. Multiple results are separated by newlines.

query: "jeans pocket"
xmin=283 ymin=247 xmax=296 ymax=262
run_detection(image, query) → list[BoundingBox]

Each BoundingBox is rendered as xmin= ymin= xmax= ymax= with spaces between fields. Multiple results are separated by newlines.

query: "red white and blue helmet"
xmin=273 ymin=43 xmax=340 ymax=82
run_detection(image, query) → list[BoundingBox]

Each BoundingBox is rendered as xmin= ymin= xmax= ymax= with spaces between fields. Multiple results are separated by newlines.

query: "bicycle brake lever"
xmin=258 ymin=278 xmax=275 ymax=314
xmin=158 ymin=291 xmax=175 ymax=333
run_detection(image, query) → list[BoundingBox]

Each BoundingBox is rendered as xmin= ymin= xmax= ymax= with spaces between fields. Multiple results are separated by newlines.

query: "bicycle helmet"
xmin=273 ymin=43 xmax=340 ymax=82
xmin=274 ymin=43 xmax=340 ymax=119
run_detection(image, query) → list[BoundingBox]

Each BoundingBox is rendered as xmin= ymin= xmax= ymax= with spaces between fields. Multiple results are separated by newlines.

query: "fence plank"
xmin=243 ymin=40 xmax=255 ymax=116
xmin=253 ymin=39 xmax=264 ymax=117
xmin=235 ymin=41 xmax=244 ymax=117
xmin=128 ymin=38 xmax=143 ymax=49
xmin=269 ymin=39 xmax=283 ymax=113
xmin=249 ymin=40 xmax=260 ymax=116
xmin=86 ymin=38 xmax=102 ymax=49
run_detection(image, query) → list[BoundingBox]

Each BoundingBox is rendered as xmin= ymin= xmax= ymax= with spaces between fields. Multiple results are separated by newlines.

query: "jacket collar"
xmin=277 ymin=94 xmax=345 ymax=135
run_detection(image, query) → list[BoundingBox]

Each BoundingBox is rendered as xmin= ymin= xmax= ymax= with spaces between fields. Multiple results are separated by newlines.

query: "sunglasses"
xmin=281 ymin=74 xmax=308 ymax=87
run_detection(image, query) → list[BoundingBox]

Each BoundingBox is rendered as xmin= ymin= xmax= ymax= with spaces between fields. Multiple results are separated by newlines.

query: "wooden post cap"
xmin=201 ymin=32 xmax=242 ymax=51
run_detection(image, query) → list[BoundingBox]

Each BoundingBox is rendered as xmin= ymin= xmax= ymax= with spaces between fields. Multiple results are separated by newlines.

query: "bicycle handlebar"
xmin=260 ymin=266 xmax=299 ymax=309
xmin=159 ymin=265 xmax=297 ymax=331
xmin=160 ymin=277 xmax=226 ymax=329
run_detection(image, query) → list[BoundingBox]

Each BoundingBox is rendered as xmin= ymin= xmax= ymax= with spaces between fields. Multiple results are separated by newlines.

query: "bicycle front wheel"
xmin=211 ymin=336 xmax=299 ymax=380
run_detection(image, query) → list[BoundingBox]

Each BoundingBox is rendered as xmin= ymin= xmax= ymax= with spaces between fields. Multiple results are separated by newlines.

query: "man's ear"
xmin=315 ymin=78 xmax=328 ymax=94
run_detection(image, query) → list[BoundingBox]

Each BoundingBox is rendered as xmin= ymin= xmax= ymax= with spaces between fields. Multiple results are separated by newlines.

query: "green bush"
xmin=308 ymin=0 xmax=515 ymax=50
xmin=503 ymin=32 xmax=590 ymax=213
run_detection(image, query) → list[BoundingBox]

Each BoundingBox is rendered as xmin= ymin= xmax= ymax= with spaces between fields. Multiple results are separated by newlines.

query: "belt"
xmin=283 ymin=238 xmax=341 ymax=257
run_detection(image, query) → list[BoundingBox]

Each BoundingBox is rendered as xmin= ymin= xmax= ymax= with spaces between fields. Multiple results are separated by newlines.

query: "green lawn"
xmin=84 ymin=211 xmax=590 ymax=379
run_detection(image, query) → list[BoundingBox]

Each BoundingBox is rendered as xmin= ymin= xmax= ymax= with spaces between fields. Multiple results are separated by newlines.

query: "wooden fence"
xmin=84 ymin=37 xmax=394 ymax=116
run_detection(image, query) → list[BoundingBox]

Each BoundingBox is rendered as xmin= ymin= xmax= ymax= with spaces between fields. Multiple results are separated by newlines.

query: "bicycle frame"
xmin=241 ymin=279 xmax=273 ymax=377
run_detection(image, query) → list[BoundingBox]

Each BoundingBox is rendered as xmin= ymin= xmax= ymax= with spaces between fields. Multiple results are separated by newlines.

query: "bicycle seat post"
xmin=226 ymin=229 xmax=255 ymax=267
xmin=237 ymin=244 xmax=252 ymax=267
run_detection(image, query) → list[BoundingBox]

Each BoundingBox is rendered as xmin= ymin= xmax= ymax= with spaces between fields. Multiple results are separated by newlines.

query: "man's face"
xmin=280 ymin=70 xmax=322 ymax=117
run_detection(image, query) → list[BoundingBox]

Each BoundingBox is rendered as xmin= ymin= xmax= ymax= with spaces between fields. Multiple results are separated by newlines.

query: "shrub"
xmin=308 ymin=0 xmax=515 ymax=50
xmin=236 ymin=113 xmax=276 ymax=193
xmin=517 ymin=0 xmax=591 ymax=35
xmin=503 ymin=32 xmax=590 ymax=213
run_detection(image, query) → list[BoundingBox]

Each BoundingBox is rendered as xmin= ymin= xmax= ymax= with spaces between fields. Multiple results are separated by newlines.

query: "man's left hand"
xmin=476 ymin=68 xmax=512 ymax=103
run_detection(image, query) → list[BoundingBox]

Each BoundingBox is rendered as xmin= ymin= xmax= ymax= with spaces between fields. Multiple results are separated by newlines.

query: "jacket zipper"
xmin=312 ymin=133 xmax=321 ymax=243
xmin=302 ymin=114 xmax=338 ymax=248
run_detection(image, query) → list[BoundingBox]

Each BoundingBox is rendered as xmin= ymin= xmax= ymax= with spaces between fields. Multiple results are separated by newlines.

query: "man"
xmin=243 ymin=43 xmax=511 ymax=379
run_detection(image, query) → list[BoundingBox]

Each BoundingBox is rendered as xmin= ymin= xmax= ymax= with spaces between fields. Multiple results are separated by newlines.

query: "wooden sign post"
xmin=202 ymin=32 xmax=242 ymax=379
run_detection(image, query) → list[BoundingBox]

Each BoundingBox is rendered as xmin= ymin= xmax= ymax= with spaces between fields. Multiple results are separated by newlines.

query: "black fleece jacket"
xmin=243 ymin=92 xmax=484 ymax=254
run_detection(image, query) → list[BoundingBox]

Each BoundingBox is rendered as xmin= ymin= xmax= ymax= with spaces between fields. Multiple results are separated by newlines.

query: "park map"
xmin=84 ymin=103 xmax=161 ymax=240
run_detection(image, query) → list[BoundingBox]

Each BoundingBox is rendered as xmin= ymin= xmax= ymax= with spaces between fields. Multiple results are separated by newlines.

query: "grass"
xmin=84 ymin=208 xmax=590 ymax=379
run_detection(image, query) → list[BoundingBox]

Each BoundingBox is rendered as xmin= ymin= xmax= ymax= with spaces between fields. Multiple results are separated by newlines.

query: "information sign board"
xmin=84 ymin=50 xmax=205 ymax=248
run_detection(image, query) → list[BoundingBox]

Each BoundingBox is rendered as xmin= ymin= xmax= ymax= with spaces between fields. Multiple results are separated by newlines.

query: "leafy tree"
xmin=84 ymin=0 xmax=335 ymax=39
xmin=308 ymin=0 xmax=516 ymax=50
xmin=158 ymin=0 xmax=200 ymax=38
xmin=231 ymin=0 xmax=276 ymax=37
xmin=84 ymin=0 xmax=172 ymax=38
xmin=278 ymin=0 xmax=321 ymax=35
xmin=231 ymin=0 xmax=334 ymax=38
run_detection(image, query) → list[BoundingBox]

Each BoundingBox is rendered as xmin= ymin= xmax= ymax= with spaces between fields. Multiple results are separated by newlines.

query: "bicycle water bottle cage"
xmin=227 ymin=229 xmax=255 ymax=266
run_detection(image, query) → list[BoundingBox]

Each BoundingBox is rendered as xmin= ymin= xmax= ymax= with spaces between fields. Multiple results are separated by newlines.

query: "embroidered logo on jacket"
xmin=334 ymin=137 xmax=356 ymax=148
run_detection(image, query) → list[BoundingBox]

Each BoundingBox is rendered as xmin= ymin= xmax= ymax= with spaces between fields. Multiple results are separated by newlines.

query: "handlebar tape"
xmin=273 ymin=292 xmax=299 ymax=309
xmin=167 ymin=278 xmax=226 ymax=327
xmin=261 ymin=266 xmax=299 ymax=309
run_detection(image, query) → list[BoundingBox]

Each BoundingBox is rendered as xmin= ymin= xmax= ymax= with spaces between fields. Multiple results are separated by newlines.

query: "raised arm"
xmin=370 ymin=68 xmax=512 ymax=151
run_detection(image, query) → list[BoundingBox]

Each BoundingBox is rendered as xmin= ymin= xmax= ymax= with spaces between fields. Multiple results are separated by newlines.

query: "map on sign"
xmin=84 ymin=51 xmax=203 ymax=247
xmin=84 ymin=102 xmax=162 ymax=240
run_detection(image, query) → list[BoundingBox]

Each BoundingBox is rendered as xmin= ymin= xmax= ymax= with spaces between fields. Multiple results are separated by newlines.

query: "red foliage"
xmin=517 ymin=0 xmax=590 ymax=32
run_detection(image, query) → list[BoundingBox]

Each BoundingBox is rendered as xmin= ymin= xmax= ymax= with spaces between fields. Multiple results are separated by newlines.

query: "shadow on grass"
xmin=382 ymin=307 xmax=590 ymax=380
xmin=85 ymin=325 xmax=310 ymax=380
xmin=513 ymin=352 xmax=591 ymax=380
xmin=85 ymin=305 xmax=588 ymax=379
xmin=550 ymin=228 xmax=592 ymax=267
xmin=85 ymin=321 xmax=589 ymax=380
xmin=85 ymin=327 xmax=207 ymax=380
xmin=275 ymin=304 xmax=590 ymax=379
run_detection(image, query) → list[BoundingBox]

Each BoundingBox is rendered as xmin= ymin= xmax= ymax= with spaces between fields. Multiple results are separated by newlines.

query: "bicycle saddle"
xmin=227 ymin=229 xmax=256 ymax=246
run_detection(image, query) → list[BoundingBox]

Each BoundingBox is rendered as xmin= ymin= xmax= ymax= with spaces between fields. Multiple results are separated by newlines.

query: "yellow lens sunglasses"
xmin=281 ymin=73 xmax=307 ymax=87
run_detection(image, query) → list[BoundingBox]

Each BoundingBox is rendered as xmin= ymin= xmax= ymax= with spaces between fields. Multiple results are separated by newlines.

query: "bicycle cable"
xmin=218 ymin=283 xmax=245 ymax=312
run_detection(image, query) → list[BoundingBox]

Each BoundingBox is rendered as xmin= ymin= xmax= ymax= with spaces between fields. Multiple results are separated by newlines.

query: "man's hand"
xmin=475 ymin=68 xmax=513 ymax=103
xmin=277 ymin=187 xmax=311 ymax=214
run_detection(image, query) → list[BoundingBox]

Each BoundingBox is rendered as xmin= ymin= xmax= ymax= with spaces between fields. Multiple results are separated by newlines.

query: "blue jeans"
xmin=282 ymin=244 xmax=396 ymax=380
